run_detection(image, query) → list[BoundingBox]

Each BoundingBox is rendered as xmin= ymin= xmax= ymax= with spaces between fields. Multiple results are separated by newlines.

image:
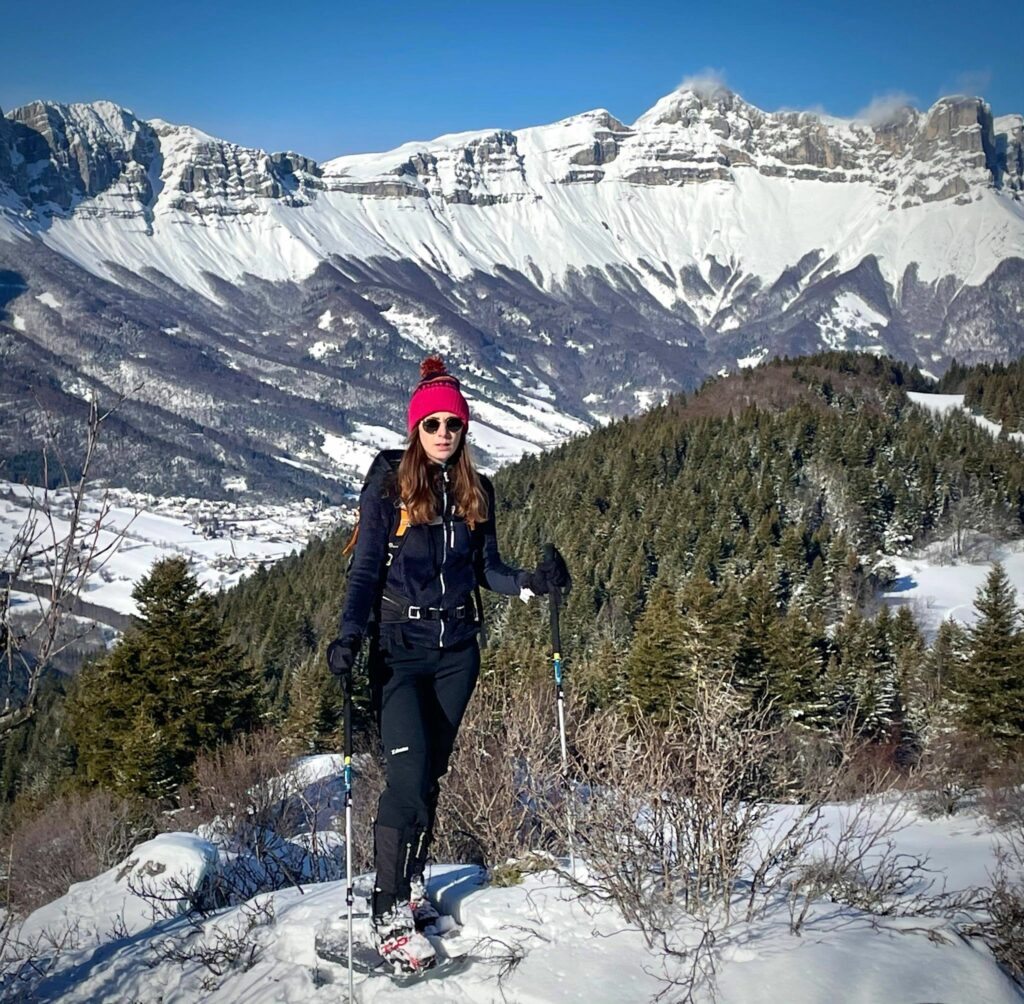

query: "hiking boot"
xmin=370 ymin=903 xmax=436 ymax=975
xmin=409 ymin=874 xmax=441 ymax=930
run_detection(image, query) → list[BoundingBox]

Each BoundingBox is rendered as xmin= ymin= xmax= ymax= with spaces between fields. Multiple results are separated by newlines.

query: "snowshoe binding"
xmin=371 ymin=903 xmax=436 ymax=975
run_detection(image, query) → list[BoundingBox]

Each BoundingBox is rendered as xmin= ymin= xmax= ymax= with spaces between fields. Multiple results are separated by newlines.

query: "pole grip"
xmin=544 ymin=543 xmax=562 ymax=653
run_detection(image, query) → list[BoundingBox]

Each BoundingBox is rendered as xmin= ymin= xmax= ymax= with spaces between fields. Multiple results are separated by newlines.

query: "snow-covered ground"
xmin=7 ymin=756 xmax=1023 ymax=1003
xmin=882 ymin=393 xmax=1024 ymax=639
xmin=0 ymin=480 xmax=348 ymax=623
xmin=908 ymin=391 xmax=1024 ymax=446
xmin=884 ymin=536 xmax=1024 ymax=639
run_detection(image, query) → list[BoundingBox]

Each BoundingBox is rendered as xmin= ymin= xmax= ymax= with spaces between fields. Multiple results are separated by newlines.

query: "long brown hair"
xmin=397 ymin=431 xmax=488 ymax=528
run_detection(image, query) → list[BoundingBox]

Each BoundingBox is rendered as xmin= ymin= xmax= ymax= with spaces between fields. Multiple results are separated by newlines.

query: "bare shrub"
xmin=556 ymin=682 xmax=812 ymax=929
xmin=348 ymin=736 xmax=386 ymax=876
xmin=151 ymin=896 xmax=275 ymax=982
xmin=977 ymin=750 xmax=1024 ymax=828
xmin=3 ymin=788 xmax=156 ymax=917
xmin=2 ymin=391 xmax=141 ymax=737
xmin=433 ymin=676 xmax=565 ymax=869
xmin=530 ymin=680 xmax=821 ymax=1000
xmin=169 ymin=728 xmax=294 ymax=834
xmin=785 ymin=798 xmax=977 ymax=936
xmin=912 ymin=728 xmax=997 ymax=818
xmin=0 ymin=915 xmax=85 ymax=1003
xmin=986 ymin=837 xmax=1024 ymax=983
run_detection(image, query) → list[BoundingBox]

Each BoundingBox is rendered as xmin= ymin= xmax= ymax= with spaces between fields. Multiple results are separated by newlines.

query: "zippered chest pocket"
xmin=450 ymin=519 xmax=472 ymax=558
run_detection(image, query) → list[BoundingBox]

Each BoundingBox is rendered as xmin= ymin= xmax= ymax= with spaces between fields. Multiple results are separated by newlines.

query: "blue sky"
xmin=1 ymin=1 xmax=1020 ymax=161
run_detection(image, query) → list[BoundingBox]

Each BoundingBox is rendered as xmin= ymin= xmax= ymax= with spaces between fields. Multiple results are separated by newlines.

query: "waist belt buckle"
xmin=408 ymin=606 xmax=421 ymax=619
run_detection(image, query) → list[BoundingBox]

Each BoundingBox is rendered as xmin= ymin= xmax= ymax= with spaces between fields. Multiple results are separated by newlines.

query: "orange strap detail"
xmin=342 ymin=520 xmax=360 ymax=556
xmin=342 ymin=503 xmax=409 ymax=559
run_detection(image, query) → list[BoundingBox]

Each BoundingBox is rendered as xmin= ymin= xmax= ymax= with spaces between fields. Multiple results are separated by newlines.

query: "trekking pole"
xmin=341 ymin=666 xmax=355 ymax=1002
xmin=545 ymin=544 xmax=576 ymax=873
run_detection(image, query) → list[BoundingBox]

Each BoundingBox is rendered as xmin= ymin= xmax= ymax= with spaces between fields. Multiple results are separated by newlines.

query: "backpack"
xmin=341 ymin=451 xmax=488 ymax=646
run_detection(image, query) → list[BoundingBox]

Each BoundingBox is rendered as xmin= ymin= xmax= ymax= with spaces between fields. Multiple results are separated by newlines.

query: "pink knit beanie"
xmin=407 ymin=355 xmax=470 ymax=435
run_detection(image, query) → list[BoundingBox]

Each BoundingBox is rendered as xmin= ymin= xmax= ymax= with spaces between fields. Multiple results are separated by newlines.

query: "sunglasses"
xmin=420 ymin=416 xmax=465 ymax=434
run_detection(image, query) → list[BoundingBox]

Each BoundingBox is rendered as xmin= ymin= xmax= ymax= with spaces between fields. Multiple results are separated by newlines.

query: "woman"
xmin=327 ymin=355 xmax=571 ymax=973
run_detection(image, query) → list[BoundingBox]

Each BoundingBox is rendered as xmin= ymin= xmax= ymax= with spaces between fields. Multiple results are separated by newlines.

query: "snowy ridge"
xmin=2 ymin=89 xmax=1023 ymax=504
xmin=1 ymin=87 xmax=1022 ymax=313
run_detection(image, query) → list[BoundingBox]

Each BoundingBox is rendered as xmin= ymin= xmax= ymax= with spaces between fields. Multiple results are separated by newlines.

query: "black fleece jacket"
xmin=338 ymin=449 xmax=527 ymax=650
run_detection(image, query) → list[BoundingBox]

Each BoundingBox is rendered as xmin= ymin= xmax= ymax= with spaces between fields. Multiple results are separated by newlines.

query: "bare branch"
xmin=0 ymin=389 xmax=136 ymax=737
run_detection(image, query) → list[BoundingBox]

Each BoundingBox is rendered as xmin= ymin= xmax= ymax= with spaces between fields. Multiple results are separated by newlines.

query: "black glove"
xmin=326 ymin=637 xmax=360 ymax=679
xmin=524 ymin=544 xmax=572 ymax=596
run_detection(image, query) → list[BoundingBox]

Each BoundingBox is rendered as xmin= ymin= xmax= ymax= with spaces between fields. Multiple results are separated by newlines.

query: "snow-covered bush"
xmin=164 ymin=730 xmax=347 ymax=908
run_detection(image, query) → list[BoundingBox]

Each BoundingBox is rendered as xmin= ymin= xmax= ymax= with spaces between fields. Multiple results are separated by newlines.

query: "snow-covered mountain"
xmin=1 ymin=84 xmax=1022 ymax=500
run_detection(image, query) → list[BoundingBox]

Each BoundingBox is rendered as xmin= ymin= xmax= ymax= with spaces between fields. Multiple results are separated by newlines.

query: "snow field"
xmin=881 ymin=392 xmax=1024 ymax=638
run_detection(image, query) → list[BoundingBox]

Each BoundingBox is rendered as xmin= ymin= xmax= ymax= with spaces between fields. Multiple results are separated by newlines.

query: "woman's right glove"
xmin=326 ymin=637 xmax=360 ymax=679
xmin=523 ymin=544 xmax=572 ymax=596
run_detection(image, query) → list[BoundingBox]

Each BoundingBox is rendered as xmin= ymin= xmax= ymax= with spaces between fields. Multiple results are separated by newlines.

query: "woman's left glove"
xmin=523 ymin=544 xmax=572 ymax=596
xmin=326 ymin=636 xmax=361 ymax=679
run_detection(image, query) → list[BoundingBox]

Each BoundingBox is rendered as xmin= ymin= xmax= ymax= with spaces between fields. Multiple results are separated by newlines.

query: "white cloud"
xmin=677 ymin=68 xmax=730 ymax=100
xmin=775 ymin=102 xmax=829 ymax=118
xmin=854 ymin=91 xmax=917 ymax=126
xmin=941 ymin=69 xmax=993 ymax=99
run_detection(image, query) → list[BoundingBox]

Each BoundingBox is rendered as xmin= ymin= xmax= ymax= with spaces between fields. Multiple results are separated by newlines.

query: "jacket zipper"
xmin=439 ymin=466 xmax=451 ymax=646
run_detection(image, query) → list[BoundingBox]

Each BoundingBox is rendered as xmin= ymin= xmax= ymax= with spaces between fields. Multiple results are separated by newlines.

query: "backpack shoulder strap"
xmin=343 ymin=449 xmax=408 ymax=571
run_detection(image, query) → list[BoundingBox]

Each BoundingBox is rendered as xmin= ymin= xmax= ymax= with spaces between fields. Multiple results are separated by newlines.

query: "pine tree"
xmin=924 ymin=618 xmax=969 ymax=704
xmin=70 ymin=557 xmax=264 ymax=799
xmin=824 ymin=608 xmax=898 ymax=738
xmin=281 ymin=655 xmax=337 ymax=754
xmin=624 ymin=582 xmax=690 ymax=717
xmin=764 ymin=608 xmax=827 ymax=723
xmin=887 ymin=605 xmax=926 ymax=745
xmin=960 ymin=562 xmax=1024 ymax=742
xmin=855 ymin=606 xmax=899 ymax=738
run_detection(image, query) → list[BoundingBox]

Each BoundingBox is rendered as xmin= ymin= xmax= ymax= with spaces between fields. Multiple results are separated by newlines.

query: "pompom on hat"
xmin=407 ymin=355 xmax=470 ymax=435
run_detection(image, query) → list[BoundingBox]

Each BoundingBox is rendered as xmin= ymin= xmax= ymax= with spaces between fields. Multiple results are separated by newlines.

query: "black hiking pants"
xmin=369 ymin=634 xmax=480 ymax=916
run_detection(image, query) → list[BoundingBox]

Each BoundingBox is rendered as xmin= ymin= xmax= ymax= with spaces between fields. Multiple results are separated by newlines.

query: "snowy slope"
xmin=9 ymin=783 xmax=1023 ymax=1003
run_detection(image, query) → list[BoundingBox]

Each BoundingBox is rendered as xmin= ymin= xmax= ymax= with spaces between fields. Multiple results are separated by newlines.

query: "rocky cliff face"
xmin=321 ymin=86 xmax=1017 ymax=208
xmin=3 ymin=87 xmax=1018 ymax=222
xmin=1 ymin=100 xmax=160 ymax=212
xmin=0 ymin=101 xmax=323 ymax=223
